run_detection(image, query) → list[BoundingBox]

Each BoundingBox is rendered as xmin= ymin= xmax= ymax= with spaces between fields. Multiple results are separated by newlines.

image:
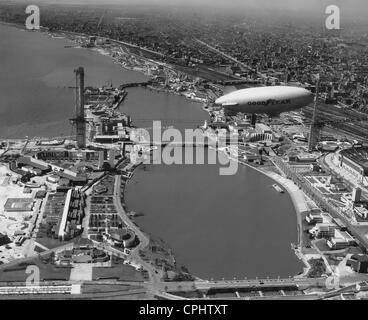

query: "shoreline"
xmin=121 ymin=162 xmax=202 ymax=281
xmin=225 ymin=154 xmax=306 ymax=247
xmin=225 ymin=153 xmax=311 ymax=276
xmin=125 ymin=150 xmax=308 ymax=279
xmin=2 ymin=21 xmax=308 ymax=279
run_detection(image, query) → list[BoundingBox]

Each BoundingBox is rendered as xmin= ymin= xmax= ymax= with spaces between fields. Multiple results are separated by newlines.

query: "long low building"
xmin=36 ymin=149 xmax=100 ymax=161
xmin=58 ymin=189 xmax=73 ymax=241
xmin=0 ymin=285 xmax=80 ymax=295
xmin=339 ymin=147 xmax=368 ymax=184
xmin=16 ymin=156 xmax=51 ymax=174
xmin=327 ymin=229 xmax=356 ymax=250
xmin=4 ymin=198 xmax=34 ymax=212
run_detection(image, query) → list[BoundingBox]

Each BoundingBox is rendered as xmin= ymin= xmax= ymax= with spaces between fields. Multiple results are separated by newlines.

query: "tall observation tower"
xmin=308 ymin=78 xmax=321 ymax=152
xmin=74 ymin=67 xmax=86 ymax=149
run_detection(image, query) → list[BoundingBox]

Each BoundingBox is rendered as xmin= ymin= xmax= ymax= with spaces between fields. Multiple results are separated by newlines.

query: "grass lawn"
xmin=92 ymin=264 xmax=144 ymax=282
xmin=0 ymin=258 xmax=71 ymax=282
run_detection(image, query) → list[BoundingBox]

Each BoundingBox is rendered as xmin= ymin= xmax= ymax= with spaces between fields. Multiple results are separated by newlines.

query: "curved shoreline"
xmin=125 ymin=151 xmax=308 ymax=278
xmin=229 ymin=156 xmax=310 ymax=275
xmin=4 ymin=23 xmax=307 ymax=278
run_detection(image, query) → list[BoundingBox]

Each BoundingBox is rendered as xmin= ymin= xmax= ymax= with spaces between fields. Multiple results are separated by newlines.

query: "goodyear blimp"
xmin=215 ymin=86 xmax=314 ymax=116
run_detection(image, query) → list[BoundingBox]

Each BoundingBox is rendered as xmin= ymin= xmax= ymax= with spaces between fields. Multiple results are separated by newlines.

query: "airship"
xmin=215 ymin=86 xmax=314 ymax=116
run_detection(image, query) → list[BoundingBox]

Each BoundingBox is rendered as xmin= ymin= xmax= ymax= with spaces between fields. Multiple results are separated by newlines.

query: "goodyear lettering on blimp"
xmin=214 ymin=86 xmax=314 ymax=115
xmin=247 ymin=99 xmax=291 ymax=106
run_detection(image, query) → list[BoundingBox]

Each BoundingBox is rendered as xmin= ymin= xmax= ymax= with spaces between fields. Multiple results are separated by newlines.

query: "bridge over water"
xmin=0 ymin=276 xmax=327 ymax=294
xmin=119 ymin=81 xmax=151 ymax=90
xmin=157 ymin=277 xmax=327 ymax=293
xmin=135 ymin=141 xmax=213 ymax=148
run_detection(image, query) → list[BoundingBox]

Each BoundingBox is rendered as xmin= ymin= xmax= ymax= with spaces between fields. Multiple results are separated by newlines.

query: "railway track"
xmin=302 ymin=105 xmax=368 ymax=139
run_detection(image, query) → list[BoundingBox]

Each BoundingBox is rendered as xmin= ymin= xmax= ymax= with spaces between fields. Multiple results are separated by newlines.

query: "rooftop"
xmin=341 ymin=147 xmax=368 ymax=173
xmin=17 ymin=156 xmax=50 ymax=171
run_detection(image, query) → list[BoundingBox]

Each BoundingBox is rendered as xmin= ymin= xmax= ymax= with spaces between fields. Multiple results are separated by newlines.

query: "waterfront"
xmin=2 ymin=24 xmax=302 ymax=280
xmin=0 ymin=25 xmax=147 ymax=139
xmin=120 ymin=87 xmax=209 ymax=133
xmin=125 ymin=154 xmax=303 ymax=280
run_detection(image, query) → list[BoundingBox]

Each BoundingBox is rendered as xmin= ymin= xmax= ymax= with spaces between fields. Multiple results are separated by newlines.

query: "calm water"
xmin=1 ymin=25 xmax=302 ymax=279
xmin=0 ymin=25 xmax=147 ymax=138
xmin=125 ymin=154 xmax=302 ymax=280
xmin=121 ymin=87 xmax=209 ymax=133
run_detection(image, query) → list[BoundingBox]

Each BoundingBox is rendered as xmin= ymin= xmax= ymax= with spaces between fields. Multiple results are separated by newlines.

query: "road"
xmin=0 ymin=159 xmax=364 ymax=299
xmin=195 ymin=39 xmax=256 ymax=75
xmin=272 ymin=154 xmax=368 ymax=249
xmin=0 ymin=276 xmax=328 ymax=299
xmin=113 ymin=175 xmax=149 ymax=259
xmin=113 ymin=175 xmax=164 ymax=293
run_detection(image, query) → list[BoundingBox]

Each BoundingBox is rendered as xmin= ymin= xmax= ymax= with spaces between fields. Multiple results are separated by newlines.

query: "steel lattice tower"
xmin=74 ymin=67 xmax=86 ymax=149
xmin=308 ymin=79 xmax=321 ymax=152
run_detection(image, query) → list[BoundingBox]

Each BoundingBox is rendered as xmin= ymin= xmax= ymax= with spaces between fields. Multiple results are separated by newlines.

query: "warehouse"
xmin=36 ymin=149 xmax=100 ymax=161
xmin=16 ymin=156 xmax=51 ymax=175
xmin=339 ymin=147 xmax=368 ymax=184
xmin=4 ymin=198 xmax=34 ymax=212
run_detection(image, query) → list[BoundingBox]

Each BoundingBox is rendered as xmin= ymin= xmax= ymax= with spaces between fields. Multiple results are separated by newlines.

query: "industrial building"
xmin=354 ymin=205 xmax=368 ymax=219
xmin=347 ymin=254 xmax=368 ymax=273
xmin=57 ymin=171 xmax=88 ymax=186
xmin=339 ymin=147 xmax=368 ymax=184
xmin=36 ymin=149 xmax=100 ymax=161
xmin=255 ymin=123 xmax=273 ymax=135
xmin=305 ymin=213 xmax=323 ymax=225
xmin=327 ymin=230 xmax=356 ymax=250
xmin=16 ymin=156 xmax=51 ymax=175
xmin=89 ymin=117 xmax=131 ymax=139
xmin=38 ymin=188 xmax=85 ymax=241
xmin=4 ymin=198 xmax=34 ymax=212
xmin=309 ymin=223 xmax=337 ymax=238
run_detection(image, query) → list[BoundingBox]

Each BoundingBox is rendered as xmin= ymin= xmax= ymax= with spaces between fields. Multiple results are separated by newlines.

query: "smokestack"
xmin=75 ymin=67 xmax=86 ymax=149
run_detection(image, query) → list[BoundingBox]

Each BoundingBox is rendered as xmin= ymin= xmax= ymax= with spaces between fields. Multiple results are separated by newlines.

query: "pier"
xmin=119 ymin=81 xmax=151 ymax=90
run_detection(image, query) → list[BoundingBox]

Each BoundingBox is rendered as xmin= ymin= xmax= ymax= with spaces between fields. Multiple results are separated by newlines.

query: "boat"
xmin=128 ymin=211 xmax=144 ymax=217
xmin=272 ymin=183 xmax=284 ymax=193
xmin=35 ymin=139 xmax=65 ymax=146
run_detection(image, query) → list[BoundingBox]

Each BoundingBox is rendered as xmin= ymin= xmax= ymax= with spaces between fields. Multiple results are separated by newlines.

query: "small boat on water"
xmin=128 ymin=211 xmax=144 ymax=217
xmin=272 ymin=183 xmax=284 ymax=193
xmin=35 ymin=139 xmax=65 ymax=146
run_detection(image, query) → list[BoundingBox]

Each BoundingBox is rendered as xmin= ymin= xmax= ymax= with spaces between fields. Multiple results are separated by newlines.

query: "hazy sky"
xmin=12 ymin=0 xmax=368 ymax=18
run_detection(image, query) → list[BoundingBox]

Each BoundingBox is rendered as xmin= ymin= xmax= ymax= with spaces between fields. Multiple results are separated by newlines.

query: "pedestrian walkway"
xmin=69 ymin=264 xmax=93 ymax=282
xmin=263 ymin=170 xmax=310 ymax=213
